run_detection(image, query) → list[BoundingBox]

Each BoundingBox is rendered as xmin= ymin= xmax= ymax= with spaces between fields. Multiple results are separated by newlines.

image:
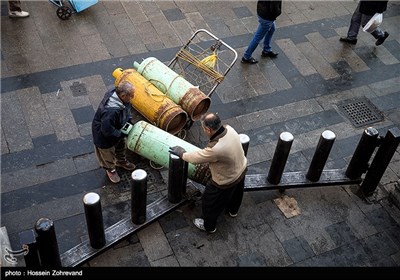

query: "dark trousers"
xmin=202 ymin=176 xmax=245 ymax=231
xmin=9 ymin=1 xmax=22 ymax=12
xmin=347 ymin=2 xmax=384 ymax=40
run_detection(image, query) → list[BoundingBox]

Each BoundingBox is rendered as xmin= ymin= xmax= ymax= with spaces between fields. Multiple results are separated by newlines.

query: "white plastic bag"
xmin=363 ymin=13 xmax=383 ymax=33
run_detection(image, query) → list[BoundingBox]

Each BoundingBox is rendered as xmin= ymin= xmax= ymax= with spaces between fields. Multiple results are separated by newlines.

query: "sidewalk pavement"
xmin=1 ymin=0 xmax=400 ymax=269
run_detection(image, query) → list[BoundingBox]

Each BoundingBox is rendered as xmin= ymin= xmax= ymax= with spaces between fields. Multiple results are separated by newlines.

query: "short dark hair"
xmin=116 ymin=81 xmax=134 ymax=96
xmin=201 ymin=112 xmax=221 ymax=131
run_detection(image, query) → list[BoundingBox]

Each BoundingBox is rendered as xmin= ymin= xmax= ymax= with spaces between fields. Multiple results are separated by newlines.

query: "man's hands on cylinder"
xmin=169 ymin=146 xmax=186 ymax=158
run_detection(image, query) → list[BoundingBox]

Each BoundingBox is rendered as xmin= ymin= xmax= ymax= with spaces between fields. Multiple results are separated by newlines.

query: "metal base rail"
xmin=60 ymin=169 xmax=360 ymax=267
xmin=60 ymin=182 xmax=201 ymax=267
xmin=244 ymin=168 xmax=362 ymax=192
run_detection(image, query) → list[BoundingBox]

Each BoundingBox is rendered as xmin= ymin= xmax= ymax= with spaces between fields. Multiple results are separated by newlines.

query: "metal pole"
xmin=18 ymin=229 xmax=40 ymax=267
xmin=239 ymin=134 xmax=250 ymax=156
xmin=83 ymin=192 xmax=106 ymax=249
xmin=131 ymin=169 xmax=147 ymax=225
xmin=168 ymin=154 xmax=184 ymax=203
xmin=346 ymin=127 xmax=379 ymax=179
xmin=360 ymin=127 xmax=400 ymax=196
xmin=267 ymin=132 xmax=294 ymax=185
xmin=181 ymin=161 xmax=188 ymax=196
xmin=34 ymin=218 xmax=62 ymax=267
xmin=306 ymin=130 xmax=336 ymax=182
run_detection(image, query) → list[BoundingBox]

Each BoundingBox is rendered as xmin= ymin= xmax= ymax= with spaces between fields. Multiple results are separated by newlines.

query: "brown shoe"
xmin=116 ymin=160 xmax=136 ymax=171
xmin=106 ymin=169 xmax=121 ymax=183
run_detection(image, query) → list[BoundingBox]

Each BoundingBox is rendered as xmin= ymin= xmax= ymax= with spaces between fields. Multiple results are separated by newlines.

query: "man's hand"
xmin=169 ymin=146 xmax=186 ymax=158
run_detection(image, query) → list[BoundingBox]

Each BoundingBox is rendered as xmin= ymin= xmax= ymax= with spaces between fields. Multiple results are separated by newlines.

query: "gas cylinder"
xmin=127 ymin=120 xmax=210 ymax=185
xmin=113 ymin=68 xmax=188 ymax=135
xmin=133 ymin=57 xmax=211 ymax=121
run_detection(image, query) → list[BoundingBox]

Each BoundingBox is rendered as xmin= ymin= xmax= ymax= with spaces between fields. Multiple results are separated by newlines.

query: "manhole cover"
xmin=338 ymin=97 xmax=384 ymax=127
xmin=70 ymin=82 xmax=87 ymax=97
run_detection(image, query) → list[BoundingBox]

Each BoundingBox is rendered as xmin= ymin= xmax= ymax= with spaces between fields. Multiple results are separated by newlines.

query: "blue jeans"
xmin=243 ymin=16 xmax=276 ymax=59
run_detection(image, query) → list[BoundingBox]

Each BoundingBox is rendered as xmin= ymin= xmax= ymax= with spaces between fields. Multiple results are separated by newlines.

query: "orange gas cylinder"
xmin=113 ymin=68 xmax=188 ymax=135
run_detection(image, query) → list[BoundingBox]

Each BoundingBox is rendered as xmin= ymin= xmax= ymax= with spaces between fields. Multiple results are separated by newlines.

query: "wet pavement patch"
xmin=70 ymin=82 xmax=87 ymax=97
xmin=71 ymin=106 xmax=95 ymax=125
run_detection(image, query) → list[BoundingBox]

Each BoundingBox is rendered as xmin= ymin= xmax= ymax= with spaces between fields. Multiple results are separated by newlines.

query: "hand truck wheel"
xmin=56 ymin=6 xmax=72 ymax=20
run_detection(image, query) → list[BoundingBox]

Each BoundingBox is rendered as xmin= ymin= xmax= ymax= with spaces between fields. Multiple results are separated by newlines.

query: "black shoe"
xmin=376 ymin=32 xmax=389 ymax=46
xmin=261 ymin=51 xmax=279 ymax=58
xmin=241 ymin=57 xmax=258 ymax=64
xmin=339 ymin=37 xmax=357 ymax=45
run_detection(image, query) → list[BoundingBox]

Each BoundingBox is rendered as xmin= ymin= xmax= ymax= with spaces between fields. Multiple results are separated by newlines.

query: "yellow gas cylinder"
xmin=113 ymin=68 xmax=188 ymax=135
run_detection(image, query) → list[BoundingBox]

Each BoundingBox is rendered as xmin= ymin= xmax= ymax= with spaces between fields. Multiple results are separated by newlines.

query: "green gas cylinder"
xmin=127 ymin=120 xmax=210 ymax=185
xmin=133 ymin=57 xmax=211 ymax=121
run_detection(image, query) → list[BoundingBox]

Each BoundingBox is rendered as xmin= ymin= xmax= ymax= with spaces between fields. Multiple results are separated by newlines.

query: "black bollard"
xmin=345 ymin=127 xmax=379 ymax=179
xmin=19 ymin=229 xmax=40 ymax=267
xmin=34 ymin=218 xmax=62 ymax=267
xmin=168 ymin=153 xmax=184 ymax=203
xmin=267 ymin=132 xmax=294 ymax=185
xmin=181 ymin=160 xmax=189 ymax=196
xmin=83 ymin=192 xmax=106 ymax=249
xmin=239 ymin=134 xmax=250 ymax=156
xmin=306 ymin=130 xmax=336 ymax=182
xmin=360 ymin=127 xmax=400 ymax=196
xmin=131 ymin=169 xmax=147 ymax=225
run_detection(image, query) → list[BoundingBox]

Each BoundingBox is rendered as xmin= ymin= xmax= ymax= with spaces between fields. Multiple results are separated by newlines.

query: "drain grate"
xmin=118 ymin=171 xmax=133 ymax=190
xmin=70 ymin=82 xmax=87 ymax=97
xmin=115 ymin=162 xmax=165 ymax=191
xmin=338 ymin=97 xmax=384 ymax=127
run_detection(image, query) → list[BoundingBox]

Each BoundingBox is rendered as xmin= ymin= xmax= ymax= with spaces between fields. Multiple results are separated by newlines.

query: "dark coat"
xmin=360 ymin=0 xmax=388 ymax=15
xmin=92 ymin=89 xmax=132 ymax=149
xmin=257 ymin=0 xmax=282 ymax=21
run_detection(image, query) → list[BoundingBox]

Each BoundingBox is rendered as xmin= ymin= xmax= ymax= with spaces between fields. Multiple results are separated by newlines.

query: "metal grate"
xmin=338 ymin=97 xmax=384 ymax=127
xmin=115 ymin=163 xmax=165 ymax=191
xmin=70 ymin=82 xmax=87 ymax=97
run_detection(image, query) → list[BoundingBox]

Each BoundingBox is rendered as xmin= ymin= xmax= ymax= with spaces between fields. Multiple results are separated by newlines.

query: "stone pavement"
xmin=1 ymin=0 xmax=400 ymax=269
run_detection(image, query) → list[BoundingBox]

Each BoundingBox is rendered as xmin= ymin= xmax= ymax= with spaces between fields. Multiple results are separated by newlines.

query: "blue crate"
xmin=69 ymin=0 xmax=98 ymax=13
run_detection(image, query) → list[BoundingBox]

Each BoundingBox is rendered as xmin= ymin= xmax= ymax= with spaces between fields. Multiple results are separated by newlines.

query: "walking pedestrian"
xmin=170 ymin=113 xmax=248 ymax=233
xmin=92 ymin=81 xmax=136 ymax=183
xmin=241 ymin=0 xmax=282 ymax=64
xmin=8 ymin=1 xmax=29 ymax=18
xmin=340 ymin=0 xmax=389 ymax=46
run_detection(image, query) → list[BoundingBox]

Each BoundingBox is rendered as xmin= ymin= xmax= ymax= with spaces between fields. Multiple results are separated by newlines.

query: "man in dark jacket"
xmin=92 ymin=81 xmax=136 ymax=183
xmin=340 ymin=0 xmax=389 ymax=46
xmin=242 ymin=0 xmax=282 ymax=64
